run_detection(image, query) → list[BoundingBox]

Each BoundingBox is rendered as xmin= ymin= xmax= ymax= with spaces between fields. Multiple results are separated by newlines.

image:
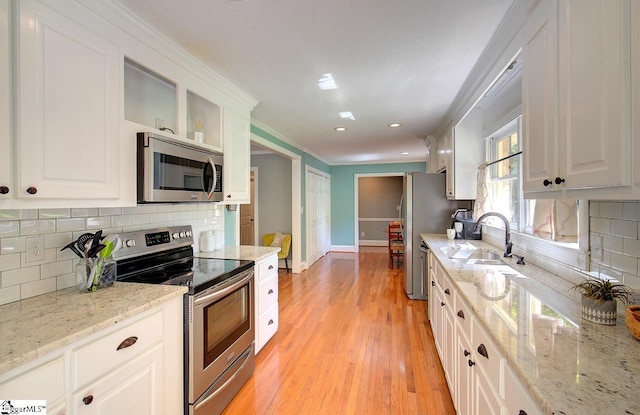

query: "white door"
xmin=223 ymin=107 xmax=251 ymax=203
xmin=306 ymin=169 xmax=330 ymax=266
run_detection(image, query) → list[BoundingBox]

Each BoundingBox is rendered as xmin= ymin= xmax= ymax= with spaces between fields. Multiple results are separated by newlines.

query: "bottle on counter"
xmin=199 ymin=230 xmax=216 ymax=252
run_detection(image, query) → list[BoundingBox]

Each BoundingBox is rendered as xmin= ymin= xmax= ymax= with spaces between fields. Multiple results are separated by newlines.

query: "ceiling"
xmin=117 ymin=0 xmax=512 ymax=164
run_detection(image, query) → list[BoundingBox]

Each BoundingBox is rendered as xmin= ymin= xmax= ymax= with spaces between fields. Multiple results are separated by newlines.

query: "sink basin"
xmin=440 ymin=247 xmax=505 ymax=265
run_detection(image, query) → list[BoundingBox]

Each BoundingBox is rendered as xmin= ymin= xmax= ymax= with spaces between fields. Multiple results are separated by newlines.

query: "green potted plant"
xmin=572 ymin=278 xmax=633 ymax=325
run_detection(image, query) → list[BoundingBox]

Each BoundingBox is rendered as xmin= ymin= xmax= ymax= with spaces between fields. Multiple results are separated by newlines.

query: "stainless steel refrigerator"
xmin=401 ymin=172 xmax=471 ymax=300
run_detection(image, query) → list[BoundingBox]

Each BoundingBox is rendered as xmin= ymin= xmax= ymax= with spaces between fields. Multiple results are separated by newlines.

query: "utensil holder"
xmin=76 ymin=258 xmax=116 ymax=292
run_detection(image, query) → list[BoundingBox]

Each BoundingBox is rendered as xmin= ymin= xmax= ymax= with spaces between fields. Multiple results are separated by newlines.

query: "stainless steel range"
xmin=112 ymin=225 xmax=255 ymax=415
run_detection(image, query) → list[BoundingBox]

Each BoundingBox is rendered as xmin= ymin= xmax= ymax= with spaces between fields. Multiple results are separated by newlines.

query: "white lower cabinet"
xmin=429 ymin=260 xmax=543 ymax=415
xmin=0 ymin=296 xmax=183 ymax=415
xmin=254 ymin=253 xmax=279 ymax=353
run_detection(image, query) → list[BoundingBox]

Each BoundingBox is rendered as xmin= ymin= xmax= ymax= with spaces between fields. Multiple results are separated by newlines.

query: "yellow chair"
xmin=263 ymin=233 xmax=292 ymax=272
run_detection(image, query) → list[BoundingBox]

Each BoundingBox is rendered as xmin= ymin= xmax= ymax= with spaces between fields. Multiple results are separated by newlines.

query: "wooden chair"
xmin=388 ymin=221 xmax=404 ymax=268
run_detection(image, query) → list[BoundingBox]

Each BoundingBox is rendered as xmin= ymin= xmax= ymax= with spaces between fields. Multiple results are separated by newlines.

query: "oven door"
xmin=138 ymin=132 xmax=223 ymax=203
xmin=189 ymin=269 xmax=254 ymax=404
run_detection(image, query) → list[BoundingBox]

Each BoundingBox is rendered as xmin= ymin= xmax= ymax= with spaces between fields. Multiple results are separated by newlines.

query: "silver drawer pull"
xmin=268 ymin=265 xmax=274 ymax=270
xmin=117 ymin=336 xmax=138 ymax=351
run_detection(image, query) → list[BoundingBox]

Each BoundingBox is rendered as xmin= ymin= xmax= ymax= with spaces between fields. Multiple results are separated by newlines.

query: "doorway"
xmin=240 ymin=170 xmax=256 ymax=245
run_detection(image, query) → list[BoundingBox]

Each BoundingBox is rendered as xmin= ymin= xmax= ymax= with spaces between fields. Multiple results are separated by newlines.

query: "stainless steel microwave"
xmin=137 ymin=132 xmax=223 ymax=203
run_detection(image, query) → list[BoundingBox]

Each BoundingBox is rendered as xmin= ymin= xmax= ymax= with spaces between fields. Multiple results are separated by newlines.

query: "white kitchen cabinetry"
xmin=255 ymin=253 xmax=279 ymax=353
xmin=222 ymin=107 xmax=251 ymax=203
xmin=523 ymin=0 xmax=631 ymax=196
xmin=427 ymin=255 xmax=543 ymax=415
xmin=15 ymin=0 xmax=122 ymax=202
xmin=0 ymin=0 xmax=11 ymax=201
xmin=0 ymin=296 xmax=183 ymax=415
xmin=437 ymin=132 xmax=451 ymax=173
xmin=448 ymin=108 xmax=484 ymax=200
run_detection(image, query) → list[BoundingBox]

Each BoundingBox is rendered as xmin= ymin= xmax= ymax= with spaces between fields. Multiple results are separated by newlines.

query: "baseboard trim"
xmin=330 ymin=245 xmax=357 ymax=253
xmin=358 ymin=240 xmax=387 ymax=247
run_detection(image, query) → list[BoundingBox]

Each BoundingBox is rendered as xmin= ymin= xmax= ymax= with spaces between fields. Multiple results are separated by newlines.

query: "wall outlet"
xmin=26 ymin=236 xmax=45 ymax=263
xmin=155 ymin=117 xmax=165 ymax=130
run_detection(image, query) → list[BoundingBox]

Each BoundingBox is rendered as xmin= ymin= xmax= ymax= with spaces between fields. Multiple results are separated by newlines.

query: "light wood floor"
xmin=223 ymin=248 xmax=456 ymax=414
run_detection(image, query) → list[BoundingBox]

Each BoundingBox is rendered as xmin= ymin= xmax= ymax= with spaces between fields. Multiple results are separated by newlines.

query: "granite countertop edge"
xmin=196 ymin=245 xmax=280 ymax=262
xmin=0 ymin=283 xmax=187 ymax=376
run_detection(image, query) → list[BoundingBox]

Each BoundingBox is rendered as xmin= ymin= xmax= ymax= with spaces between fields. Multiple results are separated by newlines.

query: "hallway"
xmin=223 ymin=248 xmax=455 ymax=414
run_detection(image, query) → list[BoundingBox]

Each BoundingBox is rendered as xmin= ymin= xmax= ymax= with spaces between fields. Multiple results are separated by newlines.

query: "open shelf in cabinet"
xmin=187 ymin=90 xmax=222 ymax=150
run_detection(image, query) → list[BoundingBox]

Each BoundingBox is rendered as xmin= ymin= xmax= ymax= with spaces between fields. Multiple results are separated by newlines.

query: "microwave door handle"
xmin=203 ymin=157 xmax=216 ymax=199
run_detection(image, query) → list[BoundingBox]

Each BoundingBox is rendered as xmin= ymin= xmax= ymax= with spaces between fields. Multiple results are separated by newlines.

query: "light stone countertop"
xmin=0 ymin=283 xmax=187 ymax=376
xmin=421 ymin=234 xmax=640 ymax=415
xmin=196 ymin=245 xmax=280 ymax=262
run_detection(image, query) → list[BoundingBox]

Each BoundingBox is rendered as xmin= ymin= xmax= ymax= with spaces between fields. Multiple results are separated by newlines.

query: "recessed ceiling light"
xmin=335 ymin=127 xmax=347 ymax=132
xmin=401 ymin=152 xmax=409 ymax=155
xmin=389 ymin=123 xmax=401 ymax=128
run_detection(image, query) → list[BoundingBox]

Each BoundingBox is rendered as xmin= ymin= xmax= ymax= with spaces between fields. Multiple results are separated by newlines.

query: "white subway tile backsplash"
xmin=623 ymin=238 xmax=640 ymax=258
xmin=39 ymin=209 xmax=71 ymax=219
xmin=1 ymin=237 xmax=26 ymax=255
xmin=590 ymin=217 xmax=611 ymax=234
xmin=623 ymin=202 xmax=640 ymax=221
xmin=0 ymin=285 xmax=20 ymax=304
xmin=2 ymin=266 xmax=40 ymax=287
xmin=610 ymin=252 xmax=638 ymax=275
xmin=0 ymin=253 xmax=20 ymax=272
xmin=20 ymin=219 xmax=57 ymax=235
xmin=86 ymin=216 xmax=112 ymax=230
xmin=0 ymin=221 xmax=20 ymax=237
xmin=611 ymin=219 xmax=638 ymax=239
xmin=57 ymin=218 xmax=86 ymax=232
xmin=21 ymin=277 xmax=56 ymax=300
xmin=602 ymin=234 xmax=623 ymax=254
xmin=0 ymin=203 xmax=225 ymax=305
xmin=599 ymin=202 xmax=623 ymax=219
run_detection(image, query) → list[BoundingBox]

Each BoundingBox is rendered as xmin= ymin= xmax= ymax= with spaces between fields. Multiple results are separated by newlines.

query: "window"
xmin=484 ymin=117 xmax=578 ymax=243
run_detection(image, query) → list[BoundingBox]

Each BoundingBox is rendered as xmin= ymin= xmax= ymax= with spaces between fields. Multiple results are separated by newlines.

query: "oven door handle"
xmin=194 ymin=271 xmax=253 ymax=307
xmin=203 ymin=157 xmax=217 ymax=200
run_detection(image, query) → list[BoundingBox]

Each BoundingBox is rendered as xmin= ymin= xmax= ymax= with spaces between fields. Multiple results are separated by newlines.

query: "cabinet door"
xmin=0 ymin=0 xmax=11 ymax=200
xmin=633 ymin=0 xmax=640 ymax=186
xmin=522 ymin=0 xmax=559 ymax=192
xmin=558 ymin=0 xmax=631 ymax=189
xmin=455 ymin=330 xmax=472 ymax=415
xmin=222 ymin=106 xmax=251 ymax=203
xmin=432 ymin=286 xmax=445 ymax=361
xmin=474 ymin=365 xmax=504 ymax=415
xmin=74 ymin=344 xmax=163 ymax=415
xmin=443 ymin=304 xmax=455 ymax=394
xmin=17 ymin=0 xmax=120 ymax=200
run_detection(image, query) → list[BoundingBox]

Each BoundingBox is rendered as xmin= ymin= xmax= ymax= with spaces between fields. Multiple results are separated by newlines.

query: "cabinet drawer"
xmin=454 ymin=292 xmax=472 ymax=335
xmin=504 ymin=364 xmax=543 ymax=415
xmin=72 ymin=310 xmax=163 ymax=388
xmin=258 ymin=303 xmax=279 ymax=350
xmin=472 ymin=319 xmax=503 ymax=386
xmin=256 ymin=255 xmax=278 ymax=281
xmin=0 ymin=357 xmax=64 ymax=403
xmin=258 ymin=274 xmax=278 ymax=313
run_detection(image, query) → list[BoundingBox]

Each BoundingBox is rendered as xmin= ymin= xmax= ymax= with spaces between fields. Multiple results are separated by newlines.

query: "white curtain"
xmin=473 ymin=162 xmax=491 ymax=220
xmin=532 ymin=199 xmax=578 ymax=242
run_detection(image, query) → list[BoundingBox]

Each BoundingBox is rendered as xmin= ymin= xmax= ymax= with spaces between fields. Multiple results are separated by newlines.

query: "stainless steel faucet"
xmin=474 ymin=212 xmax=513 ymax=258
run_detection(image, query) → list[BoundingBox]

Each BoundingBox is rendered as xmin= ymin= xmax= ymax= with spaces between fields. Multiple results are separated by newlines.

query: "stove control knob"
xmin=172 ymin=232 xmax=179 ymax=239
xmin=186 ymin=231 xmax=192 ymax=237
xmin=179 ymin=232 xmax=185 ymax=238
xmin=125 ymin=239 xmax=136 ymax=248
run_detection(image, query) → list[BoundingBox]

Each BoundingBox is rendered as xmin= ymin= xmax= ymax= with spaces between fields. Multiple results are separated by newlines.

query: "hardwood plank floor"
xmin=223 ymin=248 xmax=456 ymax=414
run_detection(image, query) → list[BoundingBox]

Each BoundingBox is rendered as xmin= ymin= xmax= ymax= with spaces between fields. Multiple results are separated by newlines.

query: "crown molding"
xmin=435 ymin=0 xmax=538 ymax=138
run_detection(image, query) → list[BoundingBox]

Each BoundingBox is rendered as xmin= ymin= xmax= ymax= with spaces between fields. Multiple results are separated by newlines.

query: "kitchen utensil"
xmin=60 ymin=240 xmax=84 ymax=258
xmin=76 ymin=233 xmax=95 ymax=258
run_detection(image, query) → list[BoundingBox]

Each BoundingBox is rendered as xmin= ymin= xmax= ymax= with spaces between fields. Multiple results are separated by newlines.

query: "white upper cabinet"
xmin=523 ymin=0 xmax=631 ymax=196
xmin=16 ymin=0 xmax=121 ymax=201
xmin=222 ymin=106 xmax=251 ymax=203
xmin=449 ymin=108 xmax=483 ymax=200
xmin=632 ymin=1 xmax=640 ymax=186
xmin=0 ymin=1 xmax=11 ymax=201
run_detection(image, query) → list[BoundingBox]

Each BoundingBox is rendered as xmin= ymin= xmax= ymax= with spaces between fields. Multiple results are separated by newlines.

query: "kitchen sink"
xmin=440 ymin=247 xmax=505 ymax=265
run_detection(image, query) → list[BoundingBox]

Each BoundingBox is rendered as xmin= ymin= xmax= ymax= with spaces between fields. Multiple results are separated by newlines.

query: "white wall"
xmin=0 ymin=203 xmax=224 ymax=305
xmin=251 ymin=154 xmax=292 ymax=243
